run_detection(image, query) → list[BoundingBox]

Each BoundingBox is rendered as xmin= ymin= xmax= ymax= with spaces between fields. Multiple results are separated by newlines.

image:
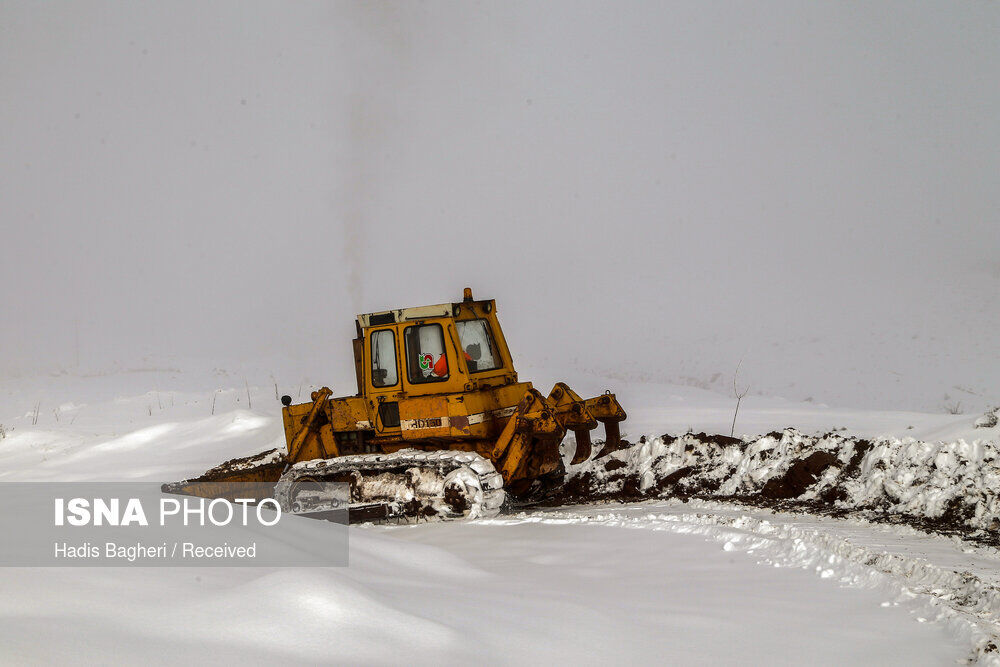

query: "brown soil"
xmin=760 ymin=451 xmax=838 ymax=499
xmin=543 ymin=433 xmax=1000 ymax=549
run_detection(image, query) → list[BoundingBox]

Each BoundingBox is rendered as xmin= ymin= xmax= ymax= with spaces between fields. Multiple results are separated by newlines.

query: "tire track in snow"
xmin=485 ymin=501 xmax=1000 ymax=665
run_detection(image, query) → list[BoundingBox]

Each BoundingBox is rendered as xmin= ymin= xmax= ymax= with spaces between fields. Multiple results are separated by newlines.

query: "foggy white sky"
xmin=2 ymin=2 xmax=998 ymax=411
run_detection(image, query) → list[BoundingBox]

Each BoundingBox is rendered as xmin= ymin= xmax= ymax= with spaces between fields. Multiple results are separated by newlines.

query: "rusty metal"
xmin=584 ymin=392 xmax=628 ymax=458
xmin=571 ymin=428 xmax=593 ymax=464
xmin=287 ymin=387 xmax=334 ymax=462
xmin=546 ymin=382 xmax=598 ymax=464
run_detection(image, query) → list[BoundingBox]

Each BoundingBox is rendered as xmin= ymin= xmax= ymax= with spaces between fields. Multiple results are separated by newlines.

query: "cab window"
xmin=404 ymin=324 xmax=450 ymax=383
xmin=370 ymin=329 xmax=398 ymax=387
xmin=456 ymin=319 xmax=501 ymax=372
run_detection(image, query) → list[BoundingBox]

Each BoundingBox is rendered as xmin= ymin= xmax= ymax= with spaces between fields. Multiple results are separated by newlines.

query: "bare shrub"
xmin=731 ymin=360 xmax=750 ymax=437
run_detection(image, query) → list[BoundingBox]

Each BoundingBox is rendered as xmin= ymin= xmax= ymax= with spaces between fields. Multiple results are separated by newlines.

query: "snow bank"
xmin=976 ymin=407 xmax=1000 ymax=429
xmin=566 ymin=429 xmax=1000 ymax=536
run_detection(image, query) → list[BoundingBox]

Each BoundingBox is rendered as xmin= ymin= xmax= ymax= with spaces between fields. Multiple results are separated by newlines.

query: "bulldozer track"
xmin=274 ymin=449 xmax=506 ymax=522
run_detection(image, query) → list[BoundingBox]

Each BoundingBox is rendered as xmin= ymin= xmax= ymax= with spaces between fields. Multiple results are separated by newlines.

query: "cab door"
xmin=366 ymin=326 xmax=404 ymax=438
xmin=397 ymin=319 xmax=471 ymax=441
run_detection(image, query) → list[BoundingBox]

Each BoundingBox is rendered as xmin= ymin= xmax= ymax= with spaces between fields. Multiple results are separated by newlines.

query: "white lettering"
xmin=233 ymin=498 xmax=254 ymax=524
xmin=121 ymin=498 xmax=148 ymax=526
xmin=159 ymin=498 xmax=180 ymax=524
xmin=257 ymin=498 xmax=281 ymax=526
xmin=92 ymin=498 xmax=118 ymax=526
xmin=67 ymin=498 xmax=90 ymax=526
xmin=208 ymin=498 xmax=233 ymax=526
xmin=183 ymin=498 xmax=204 ymax=526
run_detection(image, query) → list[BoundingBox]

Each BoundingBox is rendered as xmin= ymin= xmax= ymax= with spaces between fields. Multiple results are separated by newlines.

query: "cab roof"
xmin=357 ymin=303 xmax=454 ymax=329
xmin=357 ymin=289 xmax=493 ymax=329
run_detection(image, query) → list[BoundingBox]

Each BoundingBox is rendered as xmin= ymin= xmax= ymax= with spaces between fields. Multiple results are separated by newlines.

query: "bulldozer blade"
xmin=161 ymin=448 xmax=287 ymax=502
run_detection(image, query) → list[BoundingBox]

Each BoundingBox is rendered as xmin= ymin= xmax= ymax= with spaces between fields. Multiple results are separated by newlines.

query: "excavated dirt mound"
xmin=556 ymin=429 xmax=1000 ymax=546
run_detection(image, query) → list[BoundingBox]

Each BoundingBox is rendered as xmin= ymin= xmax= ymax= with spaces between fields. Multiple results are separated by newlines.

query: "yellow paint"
xmin=190 ymin=289 xmax=627 ymax=494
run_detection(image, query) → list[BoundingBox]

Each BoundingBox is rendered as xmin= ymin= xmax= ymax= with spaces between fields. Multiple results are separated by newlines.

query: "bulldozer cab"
xmin=355 ymin=288 xmax=519 ymax=437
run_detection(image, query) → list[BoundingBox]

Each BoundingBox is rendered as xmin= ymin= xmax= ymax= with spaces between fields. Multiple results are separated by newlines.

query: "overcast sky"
xmin=2 ymin=2 xmax=998 ymax=410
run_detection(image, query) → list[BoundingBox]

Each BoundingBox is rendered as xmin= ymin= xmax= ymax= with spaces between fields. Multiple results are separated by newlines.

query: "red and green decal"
xmin=418 ymin=353 xmax=434 ymax=371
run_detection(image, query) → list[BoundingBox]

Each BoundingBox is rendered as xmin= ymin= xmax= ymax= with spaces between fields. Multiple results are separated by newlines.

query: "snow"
xmin=1 ymin=367 xmax=998 ymax=664
xmin=569 ymin=428 xmax=1000 ymax=533
xmin=489 ymin=501 xmax=1000 ymax=662
xmin=976 ymin=408 xmax=1000 ymax=430
xmin=0 ymin=510 xmax=971 ymax=666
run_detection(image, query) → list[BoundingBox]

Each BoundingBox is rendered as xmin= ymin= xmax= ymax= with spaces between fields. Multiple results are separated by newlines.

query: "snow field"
xmin=1 ymin=369 xmax=996 ymax=663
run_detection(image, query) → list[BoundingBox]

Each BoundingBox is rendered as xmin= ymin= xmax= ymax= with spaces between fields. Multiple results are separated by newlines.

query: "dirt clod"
xmin=604 ymin=459 xmax=627 ymax=473
xmin=761 ymin=451 xmax=838 ymax=500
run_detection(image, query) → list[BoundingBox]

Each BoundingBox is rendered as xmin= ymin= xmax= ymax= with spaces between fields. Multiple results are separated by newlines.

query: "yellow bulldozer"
xmin=163 ymin=288 xmax=626 ymax=522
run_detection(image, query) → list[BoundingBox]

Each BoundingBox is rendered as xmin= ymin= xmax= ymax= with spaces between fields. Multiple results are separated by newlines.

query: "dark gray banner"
xmin=0 ymin=483 xmax=349 ymax=567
